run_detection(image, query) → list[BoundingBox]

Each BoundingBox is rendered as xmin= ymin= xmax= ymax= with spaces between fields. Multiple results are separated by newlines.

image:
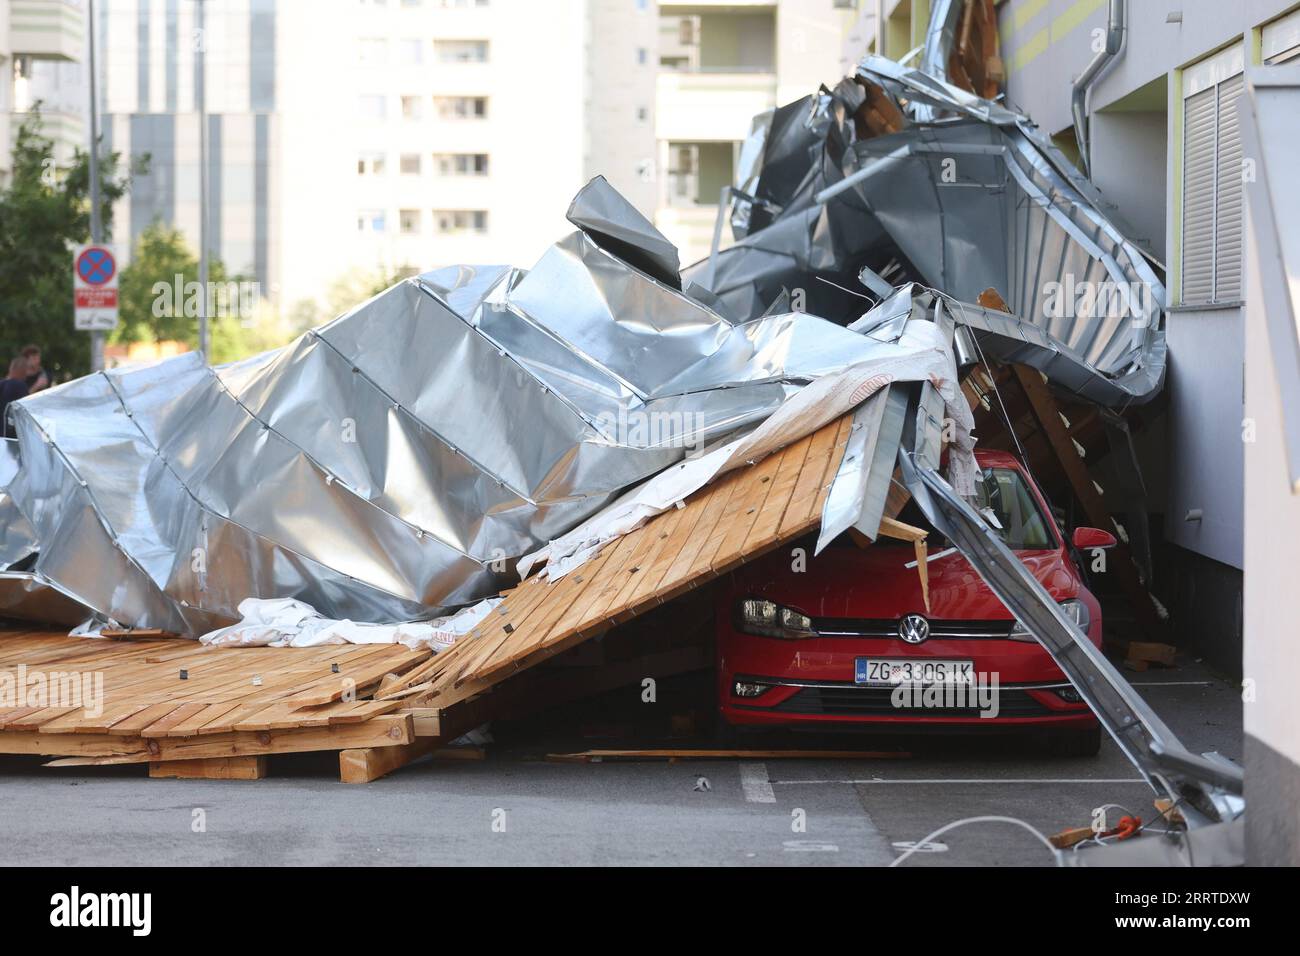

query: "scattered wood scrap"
xmin=1049 ymin=825 xmax=1095 ymax=850
xmin=1127 ymin=642 xmax=1176 ymax=668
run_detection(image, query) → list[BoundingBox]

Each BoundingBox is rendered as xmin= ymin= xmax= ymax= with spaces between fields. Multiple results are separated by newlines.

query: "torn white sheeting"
xmin=521 ymin=322 xmax=972 ymax=583
xmin=195 ymin=596 xmax=502 ymax=651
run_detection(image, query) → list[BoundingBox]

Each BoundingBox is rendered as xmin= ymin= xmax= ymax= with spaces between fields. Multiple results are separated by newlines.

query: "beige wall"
xmin=584 ymin=0 xmax=659 ymax=218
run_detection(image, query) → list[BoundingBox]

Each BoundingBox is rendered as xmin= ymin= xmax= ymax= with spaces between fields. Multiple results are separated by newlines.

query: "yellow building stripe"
xmin=1012 ymin=0 xmax=1050 ymax=33
xmin=1006 ymin=0 xmax=1108 ymax=75
xmin=1011 ymin=28 xmax=1050 ymax=72
xmin=1051 ymin=0 xmax=1107 ymax=40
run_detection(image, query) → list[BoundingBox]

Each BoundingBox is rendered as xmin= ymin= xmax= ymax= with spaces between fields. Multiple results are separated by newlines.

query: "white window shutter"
xmin=1213 ymin=74 xmax=1245 ymax=301
xmin=1181 ymin=87 xmax=1217 ymax=304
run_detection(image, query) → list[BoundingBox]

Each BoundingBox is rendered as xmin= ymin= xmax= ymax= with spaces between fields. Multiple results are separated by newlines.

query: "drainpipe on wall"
xmin=1071 ymin=0 xmax=1127 ymax=178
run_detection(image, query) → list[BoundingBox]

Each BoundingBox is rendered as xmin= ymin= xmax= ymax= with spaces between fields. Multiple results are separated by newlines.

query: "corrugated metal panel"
xmin=1214 ymin=75 xmax=1245 ymax=302
xmin=1181 ymin=87 xmax=1217 ymax=304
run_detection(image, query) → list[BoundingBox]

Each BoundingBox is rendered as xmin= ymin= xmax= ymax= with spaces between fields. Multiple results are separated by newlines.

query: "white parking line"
xmin=739 ymin=762 xmax=776 ymax=802
xmin=771 ymin=777 xmax=1146 ymax=786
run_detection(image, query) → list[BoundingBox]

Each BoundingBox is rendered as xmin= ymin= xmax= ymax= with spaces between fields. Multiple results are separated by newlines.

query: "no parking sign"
xmin=73 ymin=243 xmax=119 ymax=331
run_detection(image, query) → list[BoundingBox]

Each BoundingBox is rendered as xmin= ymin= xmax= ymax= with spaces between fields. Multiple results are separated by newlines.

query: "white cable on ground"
xmin=889 ymin=815 xmax=1065 ymax=867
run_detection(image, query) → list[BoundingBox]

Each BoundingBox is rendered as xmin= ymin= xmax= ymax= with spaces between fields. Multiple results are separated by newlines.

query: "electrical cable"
xmin=889 ymin=814 xmax=1065 ymax=867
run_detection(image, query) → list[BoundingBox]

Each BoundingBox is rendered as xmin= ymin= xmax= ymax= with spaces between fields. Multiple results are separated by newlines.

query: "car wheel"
xmin=1046 ymin=725 xmax=1102 ymax=758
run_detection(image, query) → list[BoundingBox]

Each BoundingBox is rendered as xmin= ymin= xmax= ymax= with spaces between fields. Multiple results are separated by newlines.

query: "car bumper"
xmin=717 ymin=633 xmax=1100 ymax=731
xmin=721 ymin=676 xmax=1097 ymax=729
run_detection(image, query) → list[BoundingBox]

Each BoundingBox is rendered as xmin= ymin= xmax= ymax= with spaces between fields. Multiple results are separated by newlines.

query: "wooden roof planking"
xmin=384 ymin=413 xmax=854 ymax=711
xmin=0 ymin=631 xmax=432 ymax=769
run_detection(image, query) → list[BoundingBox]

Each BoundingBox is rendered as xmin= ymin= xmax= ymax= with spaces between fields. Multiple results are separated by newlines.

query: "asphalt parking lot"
xmin=0 ymin=660 xmax=1241 ymax=867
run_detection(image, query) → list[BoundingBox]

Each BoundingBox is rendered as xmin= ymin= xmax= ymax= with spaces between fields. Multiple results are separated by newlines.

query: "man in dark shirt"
xmin=20 ymin=344 xmax=48 ymax=393
xmin=1 ymin=356 xmax=32 ymax=439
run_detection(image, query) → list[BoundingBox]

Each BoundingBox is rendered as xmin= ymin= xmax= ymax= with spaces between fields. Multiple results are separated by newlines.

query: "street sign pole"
xmin=196 ymin=0 xmax=209 ymax=363
xmin=87 ymin=0 xmax=104 ymax=372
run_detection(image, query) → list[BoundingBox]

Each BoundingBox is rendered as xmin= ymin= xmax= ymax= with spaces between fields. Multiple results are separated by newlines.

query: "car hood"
xmin=731 ymin=540 xmax=1079 ymax=621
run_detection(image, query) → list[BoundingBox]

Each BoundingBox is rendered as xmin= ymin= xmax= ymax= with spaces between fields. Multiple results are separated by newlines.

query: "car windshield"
xmin=973 ymin=466 xmax=1056 ymax=550
xmin=825 ymin=465 xmax=1057 ymax=553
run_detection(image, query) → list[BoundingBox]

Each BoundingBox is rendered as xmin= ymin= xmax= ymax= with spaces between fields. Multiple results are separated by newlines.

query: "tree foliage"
xmin=0 ymin=113 xmax=140 ymax=380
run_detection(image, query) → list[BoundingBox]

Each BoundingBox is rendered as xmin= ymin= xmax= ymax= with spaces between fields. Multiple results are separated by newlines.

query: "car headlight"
xmin=1009 ymin=599 xmax=1090 ymax=642
xmin=735 ymin=598 xmax=816 ymax=639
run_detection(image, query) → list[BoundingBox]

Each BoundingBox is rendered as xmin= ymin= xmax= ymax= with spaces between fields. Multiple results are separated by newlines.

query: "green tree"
xmin=117 ymin=221 xmax=301 ymax=363
xmin=0 ymin=113 xmax=140 ymax=381
xmin=115 ymin=220 xmax=233 ymax=347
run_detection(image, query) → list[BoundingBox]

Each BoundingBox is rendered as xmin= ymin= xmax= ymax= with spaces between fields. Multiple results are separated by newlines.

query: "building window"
xmin=399 ymin=39 xmax=424 ymax=66
xmin=636 ymin=106 xmax=649 ymax=123
xmin=401 ymin=95 xmax=424 ymax=121
xmin=434 ymin=96 xmax=488 ymax=119
xmin=1180 ymin=44 xmax=1244 ymax=305
xmin=358 ymin=210 xmax=387 ymax=233
xmin=400 ymin=209 xmax=421 ymax=234
xmin=434 ymin=153 xmax=489 ymax=176
xmin=665 ymin=142 xmax=735 ymax=207
xmin=357 ymin=151 xmax=386 ymax=176
xmin=660 ymin=11 xmax=774 ymax=73
xmin=358 ymin=94 xmax=387 ymax=120
xmin=435 ymin=209 xmax=488 ymax=234
xmin=400 ymin=153 xmax=422 ymax=175
xmin=1263 ymin=8 xmax=1300 ymax=64
xmin=358 ymin=38 xmax=388 ymax=65
xmin=434 ymin=39 xmax=489 ymax=63
xmin=638 ymin=47 xmax=647 ymax=65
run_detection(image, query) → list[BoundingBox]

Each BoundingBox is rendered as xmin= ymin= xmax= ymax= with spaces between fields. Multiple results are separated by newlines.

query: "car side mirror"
xmin=1072 ymin=527 xmax=1117 ymax=549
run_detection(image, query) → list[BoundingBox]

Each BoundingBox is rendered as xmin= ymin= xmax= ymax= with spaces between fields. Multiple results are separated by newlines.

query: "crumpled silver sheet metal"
xmin=0 ymin=440 xmax=37 ymax=570
xmin=694 ymin=52 xmax=1167 ymax=407
xmin=0 ymin=180 xmax=918 ymax=631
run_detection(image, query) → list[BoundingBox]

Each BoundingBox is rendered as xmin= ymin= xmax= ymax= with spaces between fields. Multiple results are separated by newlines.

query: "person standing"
xmin=20 ymin=345 xmax=48 ymax=394
xmin=1 ymin=357 xmax=32 ymax=438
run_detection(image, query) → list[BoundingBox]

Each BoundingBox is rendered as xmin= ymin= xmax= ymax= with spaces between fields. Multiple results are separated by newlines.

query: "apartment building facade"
xmin=1 ymin=0 xmax=88 ymax=179
xmin=654 ymin=0 xmax=859 ymax=264
xmin=273 ymin=0 xmax=660 ymax=308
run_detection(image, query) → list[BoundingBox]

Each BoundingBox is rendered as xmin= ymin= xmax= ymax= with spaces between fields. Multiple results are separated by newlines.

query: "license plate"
xmin=855 ymin=658 xmax=975 ymax=687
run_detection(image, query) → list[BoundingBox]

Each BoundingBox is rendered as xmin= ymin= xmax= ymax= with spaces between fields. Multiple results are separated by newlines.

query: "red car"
xmin=716 ymin=449 xmax=1114 ymax=755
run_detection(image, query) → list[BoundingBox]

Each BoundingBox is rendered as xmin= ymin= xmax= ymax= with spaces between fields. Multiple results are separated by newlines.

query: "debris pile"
xmin=0 ymin=0 xmax=1241 ymax=843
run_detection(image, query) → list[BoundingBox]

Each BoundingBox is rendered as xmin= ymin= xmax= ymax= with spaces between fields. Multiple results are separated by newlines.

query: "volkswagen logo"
xmin=898 ymin=614 xmax=930 ymax=644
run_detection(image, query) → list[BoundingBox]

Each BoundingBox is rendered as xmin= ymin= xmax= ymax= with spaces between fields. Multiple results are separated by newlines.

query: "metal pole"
xmin=196 ymin=0 xmax=209 ymax=362
xmin=87 ymin=0 xmax=105 ymax=372
xmin=876 ymin=0 xmax=886 ymax=58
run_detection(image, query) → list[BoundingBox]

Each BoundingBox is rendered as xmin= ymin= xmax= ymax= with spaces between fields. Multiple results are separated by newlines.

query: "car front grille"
xmin=810 ymin=617 xmax=1017 ymax=639
xmin=769 ymin=684 xmax=1053 ymax=718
